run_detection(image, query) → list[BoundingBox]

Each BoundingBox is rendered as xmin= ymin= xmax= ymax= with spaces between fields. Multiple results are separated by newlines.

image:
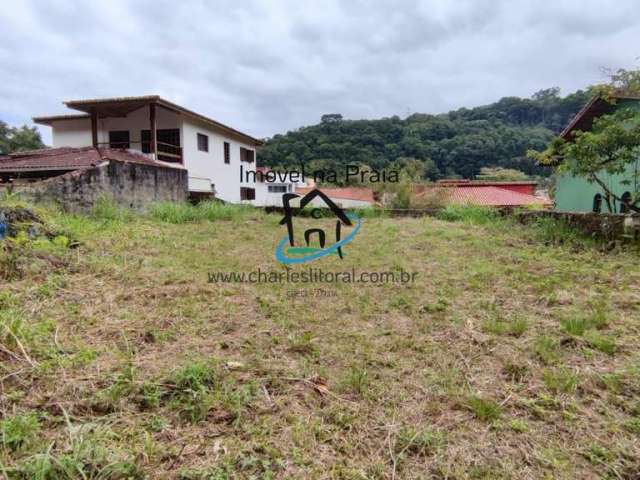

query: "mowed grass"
xmin=1 ymin=202 xmax=640 ymax=479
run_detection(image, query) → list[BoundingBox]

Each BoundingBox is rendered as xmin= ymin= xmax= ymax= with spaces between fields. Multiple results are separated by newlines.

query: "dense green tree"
xmin=476 ymin=167 xmax=529 ymax=181
xmin=0 ymin=121 xmax=45 ymax=155
xmin=258 ymin=88 xmax=589 ymax=183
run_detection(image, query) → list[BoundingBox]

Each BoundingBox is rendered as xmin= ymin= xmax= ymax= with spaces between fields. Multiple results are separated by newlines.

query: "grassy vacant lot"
xmin=1 ymin=201 xmax=639 ymax=479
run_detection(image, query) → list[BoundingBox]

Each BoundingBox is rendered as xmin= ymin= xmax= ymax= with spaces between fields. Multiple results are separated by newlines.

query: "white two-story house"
xmin=33 ymin=95 xmax=263 ymax=203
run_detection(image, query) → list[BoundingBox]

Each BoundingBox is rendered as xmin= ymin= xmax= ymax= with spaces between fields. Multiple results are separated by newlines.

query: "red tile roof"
xmin=435 ymin=179 xmax=538 ymax=187
xmin=0 ymin=147 xmax=182 ymax=172
xmin=426 ymin=185 xmax=550 ymax=207
xmin=296 ymin=186 xmax=375 ymax=203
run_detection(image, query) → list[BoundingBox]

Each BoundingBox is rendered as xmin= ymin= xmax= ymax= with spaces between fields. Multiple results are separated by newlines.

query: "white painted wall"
xmin=180 ymin=118 xmax=257 ymax=203
xmin=254 ymin=183 xmax=293 ymax=206
xmin=51 ymin=118 xmax=92 ymax=147
xmin=253 ymin=172 xmax=307 ymax=206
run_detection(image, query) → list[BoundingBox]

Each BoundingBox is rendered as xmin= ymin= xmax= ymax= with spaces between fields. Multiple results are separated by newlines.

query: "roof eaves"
xmin=32 ymin=114 xmax=91 ymax=125
xmin=559 ymin=93 xmax=640 ymax=140
xmin=63 ymin=95 xmax=161 ymax=107
xmin=560 ymin=95 xmax=600 ymax=139
xmin=61 ymin=95 xmax=263 ymax=147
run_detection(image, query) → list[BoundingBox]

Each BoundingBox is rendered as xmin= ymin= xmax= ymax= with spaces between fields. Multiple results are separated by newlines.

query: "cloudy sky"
xmin=1 ymin=0 xmax=639 ymax=144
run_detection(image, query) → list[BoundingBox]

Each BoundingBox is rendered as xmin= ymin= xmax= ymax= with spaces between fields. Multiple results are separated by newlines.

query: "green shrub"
xmin=173 ymin=361 xmax=218 ymax=391
xmin=482 ymin=316 xmax=528 ymax=337
xmin=341 ymin=366 xmax=370 ymax=396
xmin=542 ymin=368 xmax=580 ymax=394
xmin=148 ymin=201 xmax=257 ymax=224
xmin=584 ymin=332 xmax=616 ymax=355
xmin=14 ymin=425 xmax=144 ymax=479
xmin=560 ymin=309 xmax=610 ymax=337
xmin=354 ymin=207 xmax=387 ymax=218
xmin=560 ymin=316 xmax=590 ymax=336
xmin=0 ymin=413 xmax=41 ymax=452
xmin=529 ymin=216 xmax=594 ymax=248
xmin=508 ymin=419 xmax=529 ymax=433
xmin=435 ymin=205 xmax=499 ymax=225
xmin=168 ymin=361 xmax=219 ymax=423
xmin=624 ymin=418 xmax=640 ymax=434
xmin=91 ymin=195 xmax=132 ymax=222
xmin=532 ymin=336 xmax=561 ymax=365
xmin=394 ymin=427 xmax=444 ymax=456
xmin=465 ymin=396 xmax=502 ymax=422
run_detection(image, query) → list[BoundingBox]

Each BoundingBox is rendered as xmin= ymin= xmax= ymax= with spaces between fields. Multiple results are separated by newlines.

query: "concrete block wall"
xmin=13 ymin=160 xmax=188 ymax=212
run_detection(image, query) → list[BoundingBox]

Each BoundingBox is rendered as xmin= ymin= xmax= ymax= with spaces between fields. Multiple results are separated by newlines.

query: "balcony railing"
xmin=97 ymin=141 xmax=182 ymax=163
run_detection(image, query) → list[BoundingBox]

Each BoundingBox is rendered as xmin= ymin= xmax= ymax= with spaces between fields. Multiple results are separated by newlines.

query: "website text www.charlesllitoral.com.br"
xmin=207 ymin=268 xmax=418 ymax=285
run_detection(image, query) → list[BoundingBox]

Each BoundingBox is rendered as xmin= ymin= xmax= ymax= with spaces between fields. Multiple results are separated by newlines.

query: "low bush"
xmin=435 ymin=205 xmax=499 ymax=225
xmin=528 ymin=216 xmax=595 ymax=248
xmin=465 ymin=395 xmax=502 ymax=422
xmin=91 ymin=196 xmax=133 ymax=223
xmin=148 ymin=201 xmax=258 ymax=223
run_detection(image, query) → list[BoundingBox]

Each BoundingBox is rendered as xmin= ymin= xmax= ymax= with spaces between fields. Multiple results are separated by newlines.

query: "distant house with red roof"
xmin=295 ymin=185 xmax=376 ymax=208
xmin=415 ymin=180 xmax=551 ymax=208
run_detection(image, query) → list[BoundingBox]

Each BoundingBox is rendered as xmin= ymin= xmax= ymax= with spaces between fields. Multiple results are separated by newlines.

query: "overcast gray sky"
xmin=1 ymin=0 xmax=639 ymax=144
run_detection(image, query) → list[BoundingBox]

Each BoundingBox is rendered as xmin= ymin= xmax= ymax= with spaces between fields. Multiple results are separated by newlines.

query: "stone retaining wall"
xmin=517 ymin=210 xmax=640 ymax=241
xmin=8 ymin=160 xmax=187 ymax=212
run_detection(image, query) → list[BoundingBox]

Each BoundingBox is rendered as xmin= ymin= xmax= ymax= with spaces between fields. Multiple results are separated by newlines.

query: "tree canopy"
xmin=0 ymin=121 xmax=45 ymax=155
xmin=476 ymin=167 xmax=530 ymax=181
xmin=258 ymin=88 xmax=591 ymax=184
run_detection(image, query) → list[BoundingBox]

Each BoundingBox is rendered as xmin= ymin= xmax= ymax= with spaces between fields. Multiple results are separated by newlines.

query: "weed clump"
xmin=148 ymin=201 xmax=258 ymax=224
xmin=394 ymin=427 xmax=444 ymax=456
xmin=559 ymin=306 xmax=616 ymax=354
xmin=542 ymin=368 xmax=580 ymax=394
xmin=0 ymin=413 xmax=41 ymax=452
xmin=482 ymin=315 xmax=529 ymax=337
xmin=436 ymin=205 xmax=499 ymax=225
xmin=465 ymin=395 xmax=502 ymax=422
xmin=529 ymin=216 xmax=595 ymax=248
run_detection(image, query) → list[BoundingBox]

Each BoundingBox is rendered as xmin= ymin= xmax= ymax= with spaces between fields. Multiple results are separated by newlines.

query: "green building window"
xmin=620 ymin=192 xmax=632 ymax=214
xmin=592 ymin=194 xmax=602 ymax=213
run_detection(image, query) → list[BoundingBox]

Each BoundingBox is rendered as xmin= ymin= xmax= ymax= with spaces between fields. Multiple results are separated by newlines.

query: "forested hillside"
xmin=258 ymin=88 xmax=590 ymax=182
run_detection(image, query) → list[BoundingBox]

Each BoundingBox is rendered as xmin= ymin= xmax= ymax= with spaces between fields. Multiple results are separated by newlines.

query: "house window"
xmin=240 ymin=187 xmax=255 ymax=200
xmin=620 ymin=191 xmax=632 ymax=213
xmin=197 ymin=133 xmax=209 ymax=152
xmin=224 ymin=142 xmax=230 ymax=164
xmin=109 ymin=130 xmax=130 ymax=149
xmin=592 ymin=194 xmax=602 ymax=213
xmin=268 ymin=185 xmax=288 ymax=193
xmin=141 ymin=129 xmax=180 ymax=154
xmin=240 ymin=147 xmax=254 ymax=163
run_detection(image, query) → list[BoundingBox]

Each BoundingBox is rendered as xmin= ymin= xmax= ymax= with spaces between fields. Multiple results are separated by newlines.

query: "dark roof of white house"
xmin=33 ymin=95 xmax=263 ymax=146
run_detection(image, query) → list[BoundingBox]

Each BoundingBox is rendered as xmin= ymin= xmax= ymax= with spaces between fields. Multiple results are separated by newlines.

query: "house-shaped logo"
xmin=275 ymin=189 xmax=362 ymax=264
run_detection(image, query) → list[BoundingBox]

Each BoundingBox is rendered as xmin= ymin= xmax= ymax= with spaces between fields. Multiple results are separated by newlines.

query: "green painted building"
xmin=554 ymin=96 xmax=640 ymax=213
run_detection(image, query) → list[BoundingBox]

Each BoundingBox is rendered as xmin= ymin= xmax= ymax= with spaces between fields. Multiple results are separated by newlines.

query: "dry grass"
xmin=1 ymin=204 xmax=639 ymax=479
